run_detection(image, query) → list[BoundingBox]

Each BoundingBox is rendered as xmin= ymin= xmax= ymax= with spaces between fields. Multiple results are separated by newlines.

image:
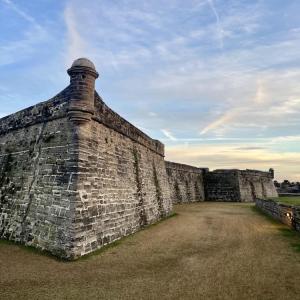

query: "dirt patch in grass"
xmin=1 ymin=203 xmax=300 ymax=299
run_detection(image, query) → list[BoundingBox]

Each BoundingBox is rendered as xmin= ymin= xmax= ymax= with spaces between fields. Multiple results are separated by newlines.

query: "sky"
xmin=0 ymin=0 xmax=300 ymax=181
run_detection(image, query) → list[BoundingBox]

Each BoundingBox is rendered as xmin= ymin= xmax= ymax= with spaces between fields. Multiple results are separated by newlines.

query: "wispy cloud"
xmin=206 ymin=0 xmax=224 ymax=48
xmin=0 ymin=0 xmax=48 ymax=66
xmin=2 ymin=0 xmax=41 ymax=29
xmin=161 ymin=129 xmax=177 ymax=141
xmin=64 ymin=3 xmax=87 ymax=65
xmin=165 ymin=143 xmax=300 ymax=181
xmin=0 ymin=27 xmax=47 ymax=66
xmin=200 ymin=109 xmax=241 ymax=135
xmin=1 ymin=0 xmax=300 ymax=181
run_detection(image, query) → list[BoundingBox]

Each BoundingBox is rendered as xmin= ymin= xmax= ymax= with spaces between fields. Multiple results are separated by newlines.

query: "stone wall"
xmin=72 ymin=102 xmax=172 ymax=258
xmin=256 ymin=198 xmax=300 ymax=232
xmin=165 ymin=161 xmax=206 ymax=204
xmin=0 ymin=88 xmax=76 ymax=257
xmin=204 ymin=169 xmax=277 ymax=202
xmin=0 ymin=58 xmax=172 ymax=259
xmin=239 ymin=170 xmax=278 ymax=201
xmin=204 ymin=170 xmax=241 ymax=201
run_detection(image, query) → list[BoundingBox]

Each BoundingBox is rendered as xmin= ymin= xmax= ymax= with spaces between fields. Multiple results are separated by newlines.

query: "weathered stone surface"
xmin=204 ymin=169 xmax=278 ymax=202
xmin=165 ymin=161 xmax=206 ymax=204
xmin=238 ymin=170 xmax=278 ymax=201
xmin=0 ymin=58 xmax=172 ymax=259
xmin=204 ymin=170 xmax=241 ymax=201
xmin=71 ymin=119 xmax=172 ymax=257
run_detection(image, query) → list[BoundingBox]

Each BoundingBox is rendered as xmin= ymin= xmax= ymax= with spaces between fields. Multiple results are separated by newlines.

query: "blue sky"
xmin=1 ymin=0 xmax=300 ymax=181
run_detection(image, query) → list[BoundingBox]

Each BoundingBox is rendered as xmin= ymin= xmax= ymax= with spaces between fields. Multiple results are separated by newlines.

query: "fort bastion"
xmin=0 ymin=58 xmax=277 ymax=259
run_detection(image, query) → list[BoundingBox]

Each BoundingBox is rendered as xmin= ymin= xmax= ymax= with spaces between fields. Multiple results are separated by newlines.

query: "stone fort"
xmin=0 ymin=58 xmax=277 ymax=259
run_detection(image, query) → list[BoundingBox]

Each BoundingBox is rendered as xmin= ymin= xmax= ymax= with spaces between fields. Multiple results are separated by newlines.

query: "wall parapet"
xmin=0 ymin=90 xmax=164 ymax=157
xmin=0 ymin=87 xmax=70 ymax=136
xmin=240 ymin=169 xmax=273 ymax=179
xmin=255 ymin=198 xmax=300 ymax=232
xmin=93 ymin=93 xmax=164 ymax=156
xmin=165 ymin=161 xmax=207 ymax=174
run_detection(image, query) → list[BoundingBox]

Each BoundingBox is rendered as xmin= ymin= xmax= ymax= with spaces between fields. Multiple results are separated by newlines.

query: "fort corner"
xmin=0 ymin=58 xmax=173 ymax=260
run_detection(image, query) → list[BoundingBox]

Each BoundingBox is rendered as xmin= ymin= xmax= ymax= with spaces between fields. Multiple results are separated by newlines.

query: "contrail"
xmin=206 ymin=0 xmax=224 ymax=49
xmin=2 ymin=0 xmax=42 ymax=29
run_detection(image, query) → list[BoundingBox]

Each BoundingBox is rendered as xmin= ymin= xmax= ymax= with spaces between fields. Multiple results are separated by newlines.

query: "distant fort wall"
xmin=165 ymin=161 xmax=206 ymax=204
xmin=238 ymin=169 xmax=278 ymax=201
xmin=205 ymin=169 xmax=278 ymax=202
xmin=165 ymin=164 xmax=277 ymax=203
xmin=204 ymin=170 xmax=241 ymax=202
xmin=0 ymin=59 xmax=172 ymax=259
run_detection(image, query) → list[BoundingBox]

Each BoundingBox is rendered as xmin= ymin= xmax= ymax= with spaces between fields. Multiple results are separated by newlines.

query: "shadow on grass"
xmin=252 ymin=206 xmax=300 ymax=253
xmin=0 ymin=212 xmax=178 ymax=262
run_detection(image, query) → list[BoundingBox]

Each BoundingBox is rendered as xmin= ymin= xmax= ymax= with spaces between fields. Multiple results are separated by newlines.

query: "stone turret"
xmin=269 ymin=168 xmax=274 ymax=179
xmin=67 ymin=58 xmax=99 ymax=123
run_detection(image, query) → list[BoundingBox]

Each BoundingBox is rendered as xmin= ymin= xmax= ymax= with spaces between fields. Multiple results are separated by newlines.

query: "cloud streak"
xmin=206 ymin=0 xmax=224 ymax=48
xmin=64 ymin=3 xmax=87 ymax=65
xmin=161 ymin=129 xmax=177 ymax=141
xmin=2 ymin=0 xmax=42 ymax=29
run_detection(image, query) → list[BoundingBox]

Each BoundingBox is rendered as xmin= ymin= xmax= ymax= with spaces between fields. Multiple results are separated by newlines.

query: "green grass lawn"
xmin=269 ymin=196 xmax=300 ymax=206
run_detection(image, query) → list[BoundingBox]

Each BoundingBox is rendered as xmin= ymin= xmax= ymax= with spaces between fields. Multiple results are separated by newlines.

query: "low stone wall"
xmin=255 ymin=198 xmax=300 ymax=232
xmin=165 ymin=161 xmax=206 ymax=204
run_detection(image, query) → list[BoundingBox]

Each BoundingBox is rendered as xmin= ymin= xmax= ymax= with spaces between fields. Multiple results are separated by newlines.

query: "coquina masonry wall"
xmin=165 ymin=161 xmax=206 ymax=204
xmin=204 ymin=170 xmax=241 ymax=201
xmin=0 ymin=59 xmax=172 ymax=259
xmin=205 ymin=169 xmax=277 ymax=202
xmin=239 ymin=170 xmax=278 ymax=202
xmin=72 ymin=92 xmax=172 ymax=257
xmin=0 ymin=88 xmax=75 ymax=258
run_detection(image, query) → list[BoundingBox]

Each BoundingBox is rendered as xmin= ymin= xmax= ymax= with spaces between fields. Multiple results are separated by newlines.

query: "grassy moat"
xmin=269 ymin=196 xmax=300 ymax=206
xmin=1 ymin=203 xmax=300 ymax=299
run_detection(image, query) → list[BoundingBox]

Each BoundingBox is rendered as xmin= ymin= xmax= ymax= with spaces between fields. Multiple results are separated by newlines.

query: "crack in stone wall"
xmin=133 ymin=147 xmax=147 ymax=227
xmin=153 ymin=163 xmax=165 ymax=218
xmin=20 ymin=122 xmax=46 ymax=242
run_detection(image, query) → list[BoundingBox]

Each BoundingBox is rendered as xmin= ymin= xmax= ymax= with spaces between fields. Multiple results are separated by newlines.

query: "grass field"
xmin=1 ymin=203 xmax=300 ymax=299
xmin=270 ymin=196 xmax=300 ymax=206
